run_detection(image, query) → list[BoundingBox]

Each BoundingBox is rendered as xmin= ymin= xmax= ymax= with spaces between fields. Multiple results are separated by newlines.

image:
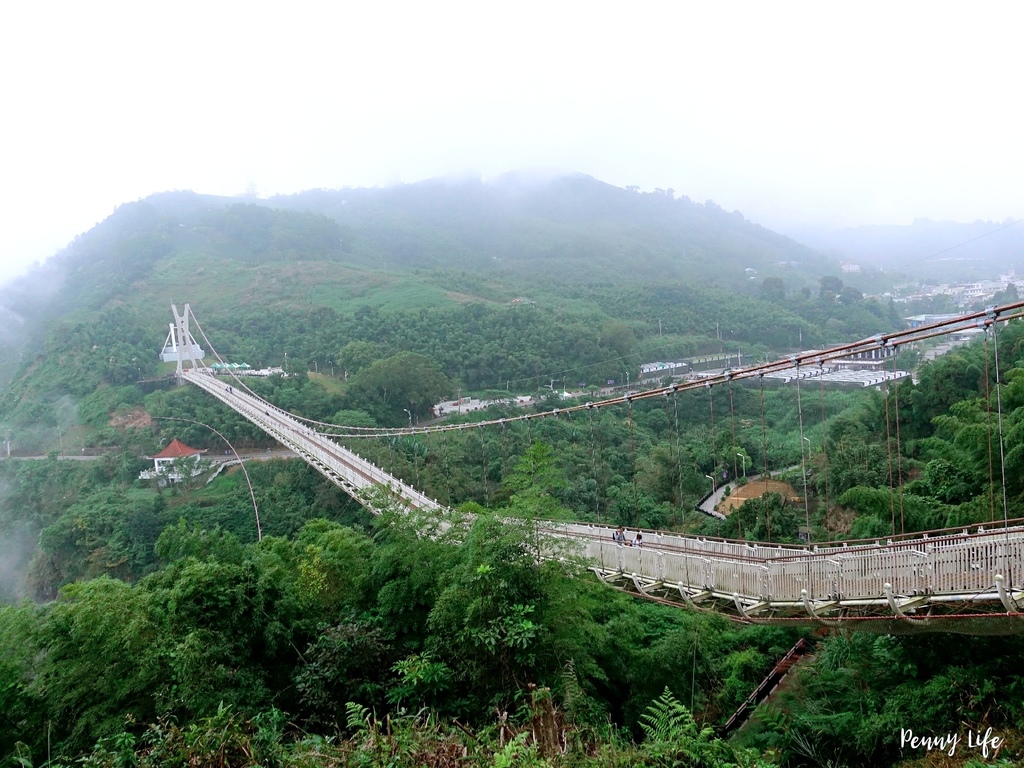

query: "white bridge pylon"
xmin=175 ymin=306 xmax=1024 ymax=632
xmin=161 ymin=303 xmax=206 ymax=375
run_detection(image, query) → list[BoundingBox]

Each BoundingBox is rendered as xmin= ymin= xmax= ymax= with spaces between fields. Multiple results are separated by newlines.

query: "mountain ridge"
xmin=0 ymin=173 xmax=895 ymax=441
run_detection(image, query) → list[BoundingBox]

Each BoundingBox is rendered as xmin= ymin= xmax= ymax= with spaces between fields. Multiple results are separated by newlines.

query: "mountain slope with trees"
xmin=0 ymin=174 xmax=898 ymax=436
xmin=0 ymin=173 xmax=980 ymax=767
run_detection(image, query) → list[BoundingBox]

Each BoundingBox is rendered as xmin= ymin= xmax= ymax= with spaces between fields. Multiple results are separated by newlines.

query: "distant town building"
xmin=639 ymin=361 xmax=690 ymax=380
xmin=841 ymin=262 xmax=861 ymax=273
xmin=959 ymin=281 xmax=1000 ymax=306
xmin=904 ymin=313 xmax=965 ymax=329
xmin=881 ymin=271 xmax=1024 ymax=307
xmin=833 ymin=343 xmax=897 ymax=372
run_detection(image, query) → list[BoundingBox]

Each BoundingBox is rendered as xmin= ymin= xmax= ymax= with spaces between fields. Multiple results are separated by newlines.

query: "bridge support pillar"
xmin=884 ymin=583 xmax=906 ymax=618
xmin=996 ymin=574 xmax=1021 ymax=613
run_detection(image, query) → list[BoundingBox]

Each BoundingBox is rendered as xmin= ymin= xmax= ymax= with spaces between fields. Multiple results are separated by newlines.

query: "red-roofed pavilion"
xmin=149 ymin=438 xmax=204 ymax=461
xmin=142 ymin=438 xmax=207 ymax=482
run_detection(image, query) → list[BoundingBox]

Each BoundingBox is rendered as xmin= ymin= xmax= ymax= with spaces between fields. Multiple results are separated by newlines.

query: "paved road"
xmin=6 ymin=448 xmax=297 ymax=462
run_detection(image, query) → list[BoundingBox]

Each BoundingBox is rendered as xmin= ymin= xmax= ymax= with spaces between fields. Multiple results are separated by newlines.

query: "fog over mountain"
xmin=3 ymin=4 xmax=1023 ymax=287
xmin=786 ymin=219 xmax=1024 ymax=284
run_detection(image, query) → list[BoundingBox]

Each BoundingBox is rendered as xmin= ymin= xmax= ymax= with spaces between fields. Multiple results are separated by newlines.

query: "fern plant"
xmin=639 ymin=687 xmax=706 ymax=744
xmin=639 ymin=687 xmax=772 ymax=767
xmin=344 ymin=701 xmax=372 ymax=735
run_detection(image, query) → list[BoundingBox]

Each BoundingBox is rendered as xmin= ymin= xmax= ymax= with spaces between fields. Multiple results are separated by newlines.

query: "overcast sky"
xmin=1 ymin=1 xmax=1021 ymax=283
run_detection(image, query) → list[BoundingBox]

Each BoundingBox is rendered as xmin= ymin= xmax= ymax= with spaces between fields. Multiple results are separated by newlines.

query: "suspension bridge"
xmin=165 ymin=303 xmax=1024 ymax=633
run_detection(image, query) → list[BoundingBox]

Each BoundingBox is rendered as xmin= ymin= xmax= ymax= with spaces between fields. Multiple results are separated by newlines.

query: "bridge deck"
xmin=184 ymin=370 xmax=442 ymax=514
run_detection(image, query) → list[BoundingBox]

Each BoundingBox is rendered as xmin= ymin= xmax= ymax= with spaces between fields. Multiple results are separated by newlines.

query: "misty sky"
xmin=1 ymin=1 xmax=1022 ymax=283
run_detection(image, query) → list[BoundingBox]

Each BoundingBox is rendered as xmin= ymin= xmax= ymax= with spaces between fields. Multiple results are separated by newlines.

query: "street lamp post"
xmin=154 ymin=416 xmax=262 ymax=540
xmin=705 ymin=474 xmax=715 ymax=493
xmin=737 ymin=453 xmax=746 ymax=478
xmin=403 ymin=408 xmax=413 ymax=428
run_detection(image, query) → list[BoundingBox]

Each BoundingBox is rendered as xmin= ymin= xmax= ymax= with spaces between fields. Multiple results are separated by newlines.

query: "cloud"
xmin=1 ymin=2 xmax=1022 ymax=279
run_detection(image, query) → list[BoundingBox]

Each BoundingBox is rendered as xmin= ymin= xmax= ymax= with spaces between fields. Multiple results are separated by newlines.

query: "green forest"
xmin=0 ymin=178 xmax=1021 ymax=766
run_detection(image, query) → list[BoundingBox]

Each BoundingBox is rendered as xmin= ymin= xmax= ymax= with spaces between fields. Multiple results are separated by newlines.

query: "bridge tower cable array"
xmin=166 ymin=303 xmax=1024 ymax=631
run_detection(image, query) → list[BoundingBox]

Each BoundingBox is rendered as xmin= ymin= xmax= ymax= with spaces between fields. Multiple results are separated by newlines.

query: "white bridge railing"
xmin=544 ymin=522 xmax=1024 ymax=615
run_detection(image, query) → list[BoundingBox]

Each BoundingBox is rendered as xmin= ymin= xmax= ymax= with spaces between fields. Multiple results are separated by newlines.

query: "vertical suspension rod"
xmin=588 ymin=405 xmax=601 ymax=522
xmin=889 ymin=345 xmax=905 ymax=534
xmin=628 ymin=397 xmax=640 ymax=528
xmin=759 ymin=374 xmax=771 ymax=543
xmin=990 ymin=314 xmax=1010 ymax=529
xmin=795 ymin=362 xmax=810 ymax=537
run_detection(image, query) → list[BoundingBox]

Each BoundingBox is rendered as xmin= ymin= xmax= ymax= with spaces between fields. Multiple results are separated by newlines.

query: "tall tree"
xmin=345 ymin=352 xmax=452 ymax=424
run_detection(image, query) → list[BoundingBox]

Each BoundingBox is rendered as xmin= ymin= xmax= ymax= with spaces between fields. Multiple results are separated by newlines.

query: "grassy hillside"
xmin=0 ymin=174 xmax=841 ymax=330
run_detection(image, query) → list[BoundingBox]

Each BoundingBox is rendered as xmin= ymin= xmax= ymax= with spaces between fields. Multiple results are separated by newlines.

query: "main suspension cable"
xmin=184 ymin=303 xmax=1024 ymax=443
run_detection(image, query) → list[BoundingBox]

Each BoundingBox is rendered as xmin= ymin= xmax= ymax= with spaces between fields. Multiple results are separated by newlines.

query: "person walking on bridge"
xmin=612 ymin=526 xmax=626 ymax=544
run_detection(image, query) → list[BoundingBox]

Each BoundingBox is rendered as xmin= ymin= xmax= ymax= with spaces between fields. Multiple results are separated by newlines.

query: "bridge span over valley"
xmin=170 ymin=302 xmax=1024 ymax=634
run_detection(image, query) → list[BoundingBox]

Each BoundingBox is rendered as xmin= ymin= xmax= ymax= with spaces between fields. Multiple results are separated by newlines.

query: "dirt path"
xmin=717 ymin=479 xmax=799 ymax=514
